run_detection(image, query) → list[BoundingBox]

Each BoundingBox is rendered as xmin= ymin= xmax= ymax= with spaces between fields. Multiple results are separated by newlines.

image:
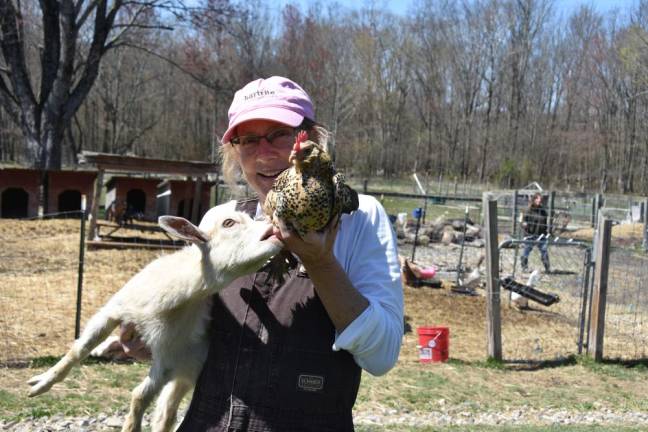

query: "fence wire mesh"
xmin=0 ymin=213 xmax=174 ymax=365
xmin=498 ymin=240 xmax=591 ymax=361
xmin=0 ymin=215 xmax=83 ymax=364
xmin=603 ymin=223 xmax=648 ymax=360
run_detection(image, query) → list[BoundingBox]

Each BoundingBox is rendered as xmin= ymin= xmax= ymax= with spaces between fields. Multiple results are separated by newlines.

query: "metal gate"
xmin=498 ymin=238 xmax=594 ymax=361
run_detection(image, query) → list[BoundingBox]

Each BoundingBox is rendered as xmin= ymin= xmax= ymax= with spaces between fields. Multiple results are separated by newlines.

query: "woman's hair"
xmin=219 ymin=118 xmax=329 ymax=187
xmin=529 ymin=192 xmax=543 ymax=207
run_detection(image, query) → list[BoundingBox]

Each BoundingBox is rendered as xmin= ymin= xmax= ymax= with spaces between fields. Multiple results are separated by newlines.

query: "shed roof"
xmin=78 ymin=151 xmax=218 ymax=176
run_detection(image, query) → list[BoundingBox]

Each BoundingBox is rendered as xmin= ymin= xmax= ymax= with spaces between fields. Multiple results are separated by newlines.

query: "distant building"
xmin=104 ymin=176 xmax=160 ymax=222
xmin=0 ymin=168 xmax=40 ymax=218
xmin=0 ymin=168 xmax=97 ymax=218
xmin=156 ymin=179 xmax=214 ymax=221
xmin=48 ymin=170 xmax=96 ymax=217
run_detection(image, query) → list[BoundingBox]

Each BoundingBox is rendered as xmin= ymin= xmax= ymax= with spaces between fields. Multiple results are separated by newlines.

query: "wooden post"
xmin=87 ymin=168 xmax=104 ymax=240
xmin=213 ymin=173 xmax=220 ymax=207
xmin=483 ymin=193 xmax=502 ymax=361
xmin=511 ymin=190 xmax=518 ymax=237
xmin=548 ymin=191 xmax=556 ymax=235
xmin=643 ymin=198 xmax=648 ymax=252
xmin=588 ymin=213 xmax=612 ymax=362
xmin=191 ymin=176 xmax=203 ymax=225
xmin=591 ymin=193 xmax=603 ymax=227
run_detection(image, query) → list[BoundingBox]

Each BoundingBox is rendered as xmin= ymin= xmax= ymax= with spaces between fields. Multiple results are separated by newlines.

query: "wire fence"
xmin=2 ymin=184 xmax=647 ymax=364
xmin=498 ymin=239 xmax=591 ymax=361
xmin=604 ymin=229 xmax=648 ymax=360
xmin=0 ymin=211 xmax=172 ymax=366
xmin=0 ymin=212 xmax=85 ymax=364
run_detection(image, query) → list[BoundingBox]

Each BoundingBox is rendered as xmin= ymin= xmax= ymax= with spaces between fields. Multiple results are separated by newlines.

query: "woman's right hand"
xmin=119 ymin=323 xmax=152 ymax=361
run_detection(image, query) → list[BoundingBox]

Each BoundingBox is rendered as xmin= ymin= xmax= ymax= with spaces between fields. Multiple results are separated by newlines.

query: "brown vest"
xmin=177 ymin=199 xmax=361 ymax=432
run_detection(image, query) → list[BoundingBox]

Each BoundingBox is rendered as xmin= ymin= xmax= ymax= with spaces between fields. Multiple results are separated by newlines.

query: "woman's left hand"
xmin=273 ymin=216 xmax=340 ymax=270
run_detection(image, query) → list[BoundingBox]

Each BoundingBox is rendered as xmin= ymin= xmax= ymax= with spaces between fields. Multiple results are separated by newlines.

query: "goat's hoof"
xmin=26 ymin=372 xmax=46 ymax=386
xmin=26 ymin=372 xmax=54 ymax=397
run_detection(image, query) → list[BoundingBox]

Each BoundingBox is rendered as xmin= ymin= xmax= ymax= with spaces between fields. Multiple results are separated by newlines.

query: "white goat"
xmin=27 ymin=207 xmax=282 ymax=432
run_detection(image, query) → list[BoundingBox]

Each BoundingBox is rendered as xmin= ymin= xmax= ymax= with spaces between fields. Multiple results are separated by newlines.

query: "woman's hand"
xmin=119 ymin=323 xmax=152 ymax=361
xmin=273 ymin=216 xmax=340 ymax=270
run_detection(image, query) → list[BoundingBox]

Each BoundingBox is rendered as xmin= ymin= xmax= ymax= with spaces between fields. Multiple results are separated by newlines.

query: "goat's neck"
xmin=196 ymin=244 xmax=231 ymax=295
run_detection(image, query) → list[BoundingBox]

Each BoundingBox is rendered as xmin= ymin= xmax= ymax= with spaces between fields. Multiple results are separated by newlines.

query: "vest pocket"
xmin=267 ymin=346 xmax=359 ymax=412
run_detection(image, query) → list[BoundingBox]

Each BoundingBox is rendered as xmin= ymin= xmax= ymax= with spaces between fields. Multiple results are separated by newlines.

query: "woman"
xmin=520 ymin=192 xmax=551 ymax=273
xmin=124 ymin=76 xmax=403 ymax=431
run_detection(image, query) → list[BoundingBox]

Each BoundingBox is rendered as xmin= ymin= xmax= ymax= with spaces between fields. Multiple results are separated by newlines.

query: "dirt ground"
xmin=0 ymin=218 xmax=646 ymax=365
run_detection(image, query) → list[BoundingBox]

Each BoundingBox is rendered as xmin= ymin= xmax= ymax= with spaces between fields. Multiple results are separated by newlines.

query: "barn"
xmin=0 ymin=168 xmax=99 ymax=218
xmin=48 ymin=170 xmax=97 ymax=216
xmin=104 ymin=176 xmax=160 ymax=222
xmin=156 ymin=179 xmax=215 ymax=221
xmin=0 ymin=168 xmax=40 ymax=218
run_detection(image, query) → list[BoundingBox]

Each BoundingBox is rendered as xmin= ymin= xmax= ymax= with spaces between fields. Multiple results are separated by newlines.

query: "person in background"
xmin=520 ymin=192 xmax=551 ymax=274
xmin=121 ymin=76 xmax=404 ymax=432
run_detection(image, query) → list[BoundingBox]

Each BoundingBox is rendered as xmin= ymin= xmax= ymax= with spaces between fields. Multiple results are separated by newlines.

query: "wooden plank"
xmin=79 ymin=151 xmax=218 ymax=176
xmin=363 ymin=190 xmax=482 ymax=202
xmin=86 ymin=240 xmax=182 ymax=250
xmin=96 ymin=220 xmax=163 ymax=233
xmin=588 ymin=214 xmax=612 ymax=362
xmin=483 ymin=193 xmax=502 ymax=361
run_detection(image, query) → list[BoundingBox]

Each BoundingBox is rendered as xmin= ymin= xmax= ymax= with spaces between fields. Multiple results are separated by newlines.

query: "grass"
xmin=2 ymin=216 xmax=648 ymax=429
xmin=3 ymin=355 xmax=647 ymax=429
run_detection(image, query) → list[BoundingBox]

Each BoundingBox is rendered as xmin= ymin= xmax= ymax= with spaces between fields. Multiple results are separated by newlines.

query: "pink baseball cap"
xmin=222 ymin=76 xmax=315 ymax=144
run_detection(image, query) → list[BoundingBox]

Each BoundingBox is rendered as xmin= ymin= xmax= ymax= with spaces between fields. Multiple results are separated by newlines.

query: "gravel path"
xmin=3 ymin=407 xmax=648 ymax=431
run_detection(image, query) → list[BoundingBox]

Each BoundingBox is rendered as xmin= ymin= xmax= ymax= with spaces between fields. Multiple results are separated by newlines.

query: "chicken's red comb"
xmin=295 ymin=130 xmax=308 ymax=152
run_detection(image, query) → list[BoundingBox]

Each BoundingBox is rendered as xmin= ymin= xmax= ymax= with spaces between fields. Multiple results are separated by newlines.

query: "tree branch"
xmin=0 ymin=0 xmax=38 ymax=116
xmin=39 ymin=0 xmax=61 ymax=110
xmin=113 ymin=42 xmax=223 ymax=91
xmin=0 ymin=75 xmax=20 ymax=125
xmin=76 ymin=0 xmax=101 ymax=29
xmin=64 ymin=0 xmax=121 ymax=123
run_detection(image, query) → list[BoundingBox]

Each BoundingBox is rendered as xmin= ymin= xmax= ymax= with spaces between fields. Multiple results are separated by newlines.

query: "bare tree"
xmin=0 ymin=0 xmax=233 ymax=170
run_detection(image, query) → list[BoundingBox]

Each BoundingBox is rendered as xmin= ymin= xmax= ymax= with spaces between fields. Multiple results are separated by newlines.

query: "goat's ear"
xmin=159 ymin=216 xmax=209 ymax=244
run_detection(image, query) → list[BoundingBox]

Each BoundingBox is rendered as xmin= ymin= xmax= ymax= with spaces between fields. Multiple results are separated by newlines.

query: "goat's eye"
xmin=222 ymin=218 xmax=236 ymax=228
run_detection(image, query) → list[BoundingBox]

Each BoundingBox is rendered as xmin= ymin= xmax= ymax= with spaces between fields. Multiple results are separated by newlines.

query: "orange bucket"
xmin=417 ymin=326 xmax=449 ymax=363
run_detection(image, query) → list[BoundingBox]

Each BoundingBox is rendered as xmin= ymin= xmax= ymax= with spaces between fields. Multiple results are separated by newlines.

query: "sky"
xmin=268 ymin=0 xmax=635 ymax=17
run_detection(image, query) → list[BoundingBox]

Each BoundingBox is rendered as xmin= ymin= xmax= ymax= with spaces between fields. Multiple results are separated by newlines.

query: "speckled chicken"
xmin=264 ymin=130 xmax=359 ymax=237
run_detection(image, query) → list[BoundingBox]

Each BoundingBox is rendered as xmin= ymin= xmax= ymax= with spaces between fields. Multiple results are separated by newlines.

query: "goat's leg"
xmin=27 ymin=311 xmax=118 ymax=397
xmin=122 ymin=370 xmax=166 ymax=432
xmin=151 ymin=378 xmax=193 ymax=432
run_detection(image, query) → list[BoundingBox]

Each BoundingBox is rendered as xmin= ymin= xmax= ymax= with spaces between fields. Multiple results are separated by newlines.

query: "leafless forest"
xmin=2 ymin=0 xmax=648 ymax=193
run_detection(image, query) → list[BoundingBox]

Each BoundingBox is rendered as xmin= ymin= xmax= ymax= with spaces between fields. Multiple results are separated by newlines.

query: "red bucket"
xmin=417 ymin=326 xmax=449 ymax=363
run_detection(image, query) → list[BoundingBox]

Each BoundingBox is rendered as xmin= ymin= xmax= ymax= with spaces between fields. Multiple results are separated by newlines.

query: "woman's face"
xmin=232 ymin=119 xmax=295 ymax=201
xmin=534 ymin=195 xmax=542 ymax=206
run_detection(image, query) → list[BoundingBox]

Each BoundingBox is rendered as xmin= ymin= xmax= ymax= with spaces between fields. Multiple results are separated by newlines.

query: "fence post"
xmin=87 ymin=168 xmax=104 ymax=240
xmin=591 ymin=193 xmax=603 ymax=228
xmin=548 ymin=191 xmax=556 ymax=235
xmin=214 ymin=173 xmax=220 ymax=207
xmin=483 ymin=193 xmax=502 ymax=361
xmin=643 ymin=198 xmax=648 ymax=252
xmin=191 ymin=176 xmax=203 ymax=225
xmin=588 ymin=212 xmax=612 ymax=362
xmin=511 ymin=190 xmax=518 ymax=237
xmin=75 ymin=195 xmax=88 ymax=339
